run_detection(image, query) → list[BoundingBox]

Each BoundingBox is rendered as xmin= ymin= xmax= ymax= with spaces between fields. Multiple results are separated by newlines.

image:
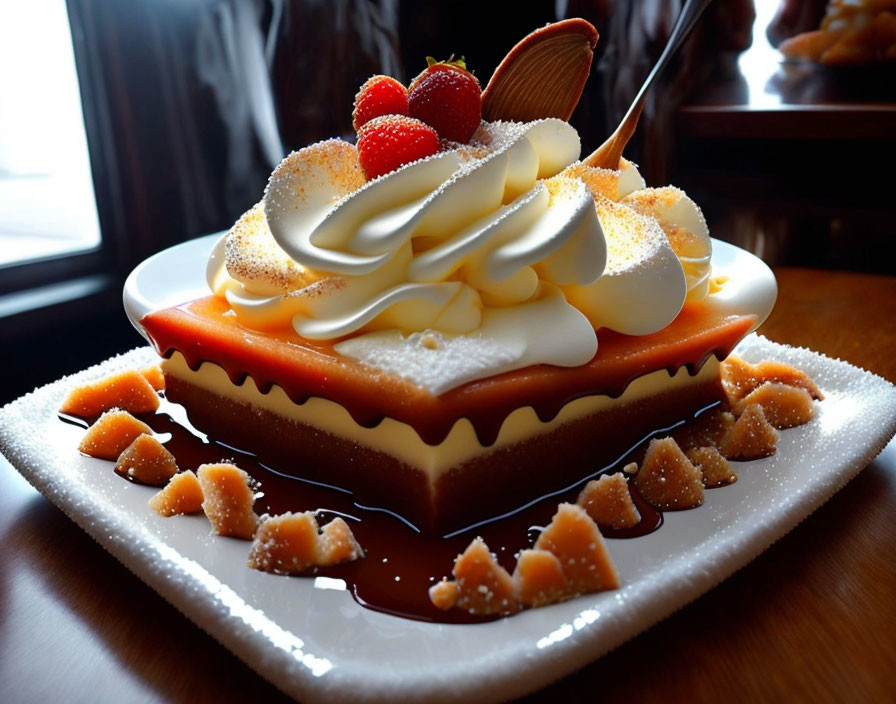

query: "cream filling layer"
xmin=163 ymin=351 xmax=720 ymax=482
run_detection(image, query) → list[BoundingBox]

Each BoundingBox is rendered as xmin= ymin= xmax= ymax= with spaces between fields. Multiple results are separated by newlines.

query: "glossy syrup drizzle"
xmin=57 ymin=398 xmax=738 ymax=624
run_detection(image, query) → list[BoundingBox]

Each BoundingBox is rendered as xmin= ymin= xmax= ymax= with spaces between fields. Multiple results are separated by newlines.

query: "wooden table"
xmin=1 ymin=268 xmax=894 ymax=702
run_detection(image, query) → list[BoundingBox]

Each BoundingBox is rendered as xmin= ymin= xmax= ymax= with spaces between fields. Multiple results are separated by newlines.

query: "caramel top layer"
xmin=141 ymin=296 xmax=755 ymax=446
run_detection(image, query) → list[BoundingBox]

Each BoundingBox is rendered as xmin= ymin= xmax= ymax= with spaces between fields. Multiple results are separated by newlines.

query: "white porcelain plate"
xmin=2 ymin=238 xmax=895 ymax=704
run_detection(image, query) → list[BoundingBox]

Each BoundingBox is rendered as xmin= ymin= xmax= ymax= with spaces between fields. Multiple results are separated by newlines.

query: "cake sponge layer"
xmin=163 ymin=353 xmax=723 ymax=531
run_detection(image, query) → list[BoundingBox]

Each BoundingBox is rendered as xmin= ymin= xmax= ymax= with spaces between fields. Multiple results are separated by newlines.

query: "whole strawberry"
xmin=357 ymin=115 xmax=440 ymax=180
xmin=408 ymin=57 xmax=481 ymax=143
xmin=352 ymin=75 xmax=409 ymax=132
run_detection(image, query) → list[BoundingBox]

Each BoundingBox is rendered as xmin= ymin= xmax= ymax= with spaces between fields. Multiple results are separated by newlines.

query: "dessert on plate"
xmin=138 ymin=28 xmax=776 ymax=534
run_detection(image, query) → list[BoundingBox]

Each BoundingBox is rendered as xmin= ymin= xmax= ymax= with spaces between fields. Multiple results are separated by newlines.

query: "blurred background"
xmin=1 ymin=0 xmax=894 ymax=404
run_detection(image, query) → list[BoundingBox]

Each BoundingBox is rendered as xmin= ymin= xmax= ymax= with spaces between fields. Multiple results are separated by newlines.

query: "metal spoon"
xmin=584 ymin=0 xmax=715 ymax=169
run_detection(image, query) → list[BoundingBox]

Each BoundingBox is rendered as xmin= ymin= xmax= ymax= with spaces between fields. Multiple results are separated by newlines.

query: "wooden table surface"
xmin=1 ymin=267 xmax=894 ymax=703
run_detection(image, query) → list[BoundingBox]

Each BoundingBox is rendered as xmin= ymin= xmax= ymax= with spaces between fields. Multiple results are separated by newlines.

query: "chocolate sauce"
xmin=58 ymin=397 xmax=738 ymax=624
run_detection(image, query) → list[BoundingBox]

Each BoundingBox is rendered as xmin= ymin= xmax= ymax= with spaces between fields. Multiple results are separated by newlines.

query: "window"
xmin=0 ymin=0 xmax=101 ymax=269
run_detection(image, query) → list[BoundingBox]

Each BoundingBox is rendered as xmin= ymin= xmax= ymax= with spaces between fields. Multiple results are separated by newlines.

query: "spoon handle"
xmin=627 ymin=0 xmax=716 ymax=123
xmin=584 ymin=0 xmax=715 ymax=169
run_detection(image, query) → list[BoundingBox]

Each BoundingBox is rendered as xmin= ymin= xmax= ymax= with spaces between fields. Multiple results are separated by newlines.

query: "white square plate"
xmin=2 ymin=335 xmax=895 ymax=703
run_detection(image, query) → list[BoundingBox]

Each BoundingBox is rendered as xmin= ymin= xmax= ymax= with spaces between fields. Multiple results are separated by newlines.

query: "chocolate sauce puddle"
xmin=60 ymin=398 xmax=731 ymax=624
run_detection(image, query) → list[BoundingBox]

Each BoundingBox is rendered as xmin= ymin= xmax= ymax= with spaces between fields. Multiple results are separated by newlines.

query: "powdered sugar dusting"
xmin=334 ymin=330 xmax=517 ymax=395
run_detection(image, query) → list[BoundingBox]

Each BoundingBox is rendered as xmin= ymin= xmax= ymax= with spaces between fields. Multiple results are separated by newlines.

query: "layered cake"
xmin=139 ymin=50 xmax=775 ymax=533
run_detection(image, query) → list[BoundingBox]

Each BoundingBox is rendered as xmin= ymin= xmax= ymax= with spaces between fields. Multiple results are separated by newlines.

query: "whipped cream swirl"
xmin=207 ymin=119 xmax=712 ymax=393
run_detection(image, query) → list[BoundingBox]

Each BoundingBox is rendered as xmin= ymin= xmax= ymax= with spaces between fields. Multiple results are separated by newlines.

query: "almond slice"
xmin=482 ymin=19 xmax=598 ymax=122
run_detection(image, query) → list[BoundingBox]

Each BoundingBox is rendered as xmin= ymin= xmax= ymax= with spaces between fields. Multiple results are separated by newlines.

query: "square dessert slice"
xmin=141 ymin=296 xmax=755 ymax=532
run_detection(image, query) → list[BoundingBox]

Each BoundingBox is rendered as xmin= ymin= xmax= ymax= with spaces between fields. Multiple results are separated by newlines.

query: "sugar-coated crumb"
xmin=534 ymin=503 xmax=620 ymax=594
xmin=197 ymin=463 xmax=259 ymax=539
xmin=428 ymin=579 xmax=460 ymax=611
xmin=672 ymin=407 xmax=736 ymax=452
xmin=687 ymin=446 xmax=737 ymax=487
xmin=753 ymin=359 xmax=823 ymax=399
xmin=635 ymin=437 xmax=705 ymax=510
xmin=60 ymin=369 xmax=160 ymax=417
xmin=318 ymin=517 xmax=365 ymax=566
xmin=247 ymin=513 xmax=364 ymax=574
xmin=139 ymin=365 xmax=166 ymax=392
xmin=576 ymin=473 xmax=641 ymax=529
xmin=734 ymin=382 xmax=815 ymax=429
xmin=432 ymin=503 xmax=622 ymax=615
xmin=78 ymin=409 xmax=152 ymax=460
xmin=115 ymin=434 xmax=178 ymax=486
xmin=513 ymin=549 xmax=567 ymax=607
xmin=721 ymin=355 xmax=822 ymax=404
xmin=149 ymin=470 xmax=204 ymax=516
xmin=248 ymin=512 xmax=319 ymax=573
xmin=452 ymin=537 xmax=520 ymax=616
xmin=720 ymin=404 xmax=778 ymax=460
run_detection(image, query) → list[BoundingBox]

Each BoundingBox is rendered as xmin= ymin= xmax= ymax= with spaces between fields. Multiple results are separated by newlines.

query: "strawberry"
xmin=408 ymin=57 xmax=481 ymax=143
xmin=352 ymin=75 xmax=409 ymax=132
xmin=356 ymin=115 xmax=440 ymax=181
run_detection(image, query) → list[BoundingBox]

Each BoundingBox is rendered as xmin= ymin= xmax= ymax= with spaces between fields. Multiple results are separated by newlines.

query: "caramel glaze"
xmin=140 ymin=296 xmax=757 ymax=446
xmin=64 ymin=396 xmax=709 ymax=624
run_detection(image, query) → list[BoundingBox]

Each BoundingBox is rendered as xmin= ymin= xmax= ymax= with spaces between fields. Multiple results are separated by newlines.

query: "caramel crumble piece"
xmin=149 ymin=470 xmax=204 ymax=516
xmin=318 ymin=517 xmax=365 ymax=566
xmin=248 ymin=512 xmax=319 ymax=574
xmin=673 ymin=407 xmax=735 ymax=452
xmin=60 ymin=369 xmax=160 ymax=417
xmin=429 ymin=579 xmax=460 ymax=611
xmin=687 ymin=446 xmax=737 ymax=487
xmin=197 ymin=463 xmax=259 ymax=539
xmin=534 ymin=503 xmax=620 ymax=594
xmin=721 ymin=355 xmax=822 ymax=404
xmin=577 ymin=473 xmax=640 ymax=529
xmin=634 ymin=437 xmax=705 ymax=510
xmin=720 ymin=404 xmax=778 ymax=460
xmin=513 ymin=549 xmax=568 ymax=608
xmin=247 ymin=513 xmax=364 ymax=574
xmin=452 ymin=537 xmax=520 ymax=616
xmin=719 ymin=355 xmax=756 ymax=403
xmin=140 ymin=365 xmax=165 ymax=391
xmin=753 ymin=359 xmax=823 ymax=400
xmin=432 ymin=504 xmax=622 ymax=614
xmin=115 ymin=434 xmax=179 ymax=486
xmin=734 ymin=383 xmax=815 ymax=429
xmin=78 ymin=409 xmax=151 ymax=460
